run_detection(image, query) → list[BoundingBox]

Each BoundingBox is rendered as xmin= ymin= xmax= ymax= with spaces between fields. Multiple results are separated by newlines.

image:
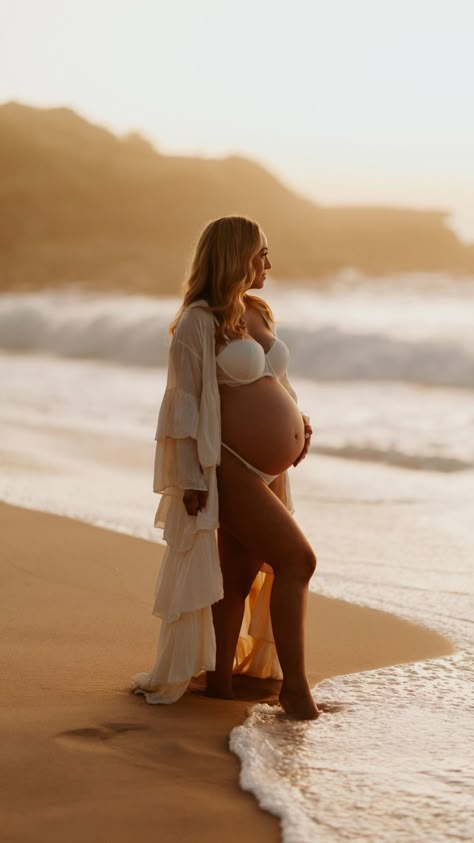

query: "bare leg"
xmin=216 ymin=449 xmax=319 ymax=720
xmin=270 ymin=563 xmax=316 ymax=718
xmin=207 ymin=474 xmax=288 ymax=698
xmin=206 ymin=529 xmax=262 ymax=698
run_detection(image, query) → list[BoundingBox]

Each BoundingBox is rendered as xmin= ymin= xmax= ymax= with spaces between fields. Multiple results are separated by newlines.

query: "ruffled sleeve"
xmin=153 ymin=308 xmax=212 ymax=495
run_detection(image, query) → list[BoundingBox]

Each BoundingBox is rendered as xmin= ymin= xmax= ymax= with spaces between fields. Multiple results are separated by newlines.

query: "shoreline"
xmin=1 ymin=502 xmax=454 ymax=842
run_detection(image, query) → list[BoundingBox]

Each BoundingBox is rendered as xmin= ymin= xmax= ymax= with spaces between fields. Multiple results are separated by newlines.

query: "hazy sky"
xmin=1 ymin=0 xmax=473 ymax=239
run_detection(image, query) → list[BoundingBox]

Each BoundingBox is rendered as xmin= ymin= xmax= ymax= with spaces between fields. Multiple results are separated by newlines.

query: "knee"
xmin=281 ymin=546 xmax=317 ymax=583
xmin=301 ymin=547 xmax=317 ymax=581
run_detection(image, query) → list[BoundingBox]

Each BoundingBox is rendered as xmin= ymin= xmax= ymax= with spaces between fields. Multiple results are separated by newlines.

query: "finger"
xmin=297 ymin=445 xmax=309 ymax=465
xmin=183 ymin=492 xmax=199 ymax=516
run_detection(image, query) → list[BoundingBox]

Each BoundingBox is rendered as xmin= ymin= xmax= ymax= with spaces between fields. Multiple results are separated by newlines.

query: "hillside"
xmin=1 ymin=102 xmax=473 ymax=293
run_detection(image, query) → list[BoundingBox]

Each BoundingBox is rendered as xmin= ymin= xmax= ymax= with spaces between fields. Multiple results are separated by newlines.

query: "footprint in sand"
xmin=56 ymin=722 xmax=148 ymax=753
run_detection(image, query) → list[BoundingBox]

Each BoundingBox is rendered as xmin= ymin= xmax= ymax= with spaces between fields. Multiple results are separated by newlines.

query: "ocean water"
xmin=1 ymin=277 xmax=473 ymax=841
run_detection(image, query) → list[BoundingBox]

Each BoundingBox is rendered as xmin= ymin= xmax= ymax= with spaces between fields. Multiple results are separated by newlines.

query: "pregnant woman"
xmin=133 ymin=216 xmax=319 ymax=719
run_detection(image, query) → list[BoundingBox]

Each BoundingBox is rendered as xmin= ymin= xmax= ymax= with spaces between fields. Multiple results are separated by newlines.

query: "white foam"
xmin=229 ymin=455 xmax=474 ymax=842
xmin=231 ymin=659 xmax=473 ymax=843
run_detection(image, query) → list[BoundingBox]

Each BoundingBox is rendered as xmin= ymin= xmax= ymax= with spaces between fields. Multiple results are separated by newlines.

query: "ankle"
xmin=279 ymin=682 xmax=319 ymax=720
xmin=281 ymin=677 xmax=311 ymax=695
xmin=206 ymin=671 xmax=234 ymax=697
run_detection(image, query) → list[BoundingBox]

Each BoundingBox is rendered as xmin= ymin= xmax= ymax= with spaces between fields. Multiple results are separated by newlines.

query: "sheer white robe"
xmin=132 ymin=301 xmax=295 ymax=704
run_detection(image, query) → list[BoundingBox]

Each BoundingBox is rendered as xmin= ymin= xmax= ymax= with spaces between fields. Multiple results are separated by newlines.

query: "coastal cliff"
xmin=1 ymin=102 xmax=473 ymax=293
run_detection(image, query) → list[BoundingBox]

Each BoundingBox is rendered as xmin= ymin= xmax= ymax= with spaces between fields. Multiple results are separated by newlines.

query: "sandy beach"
xmin=0 ymin=502 xmax=454 ymax=842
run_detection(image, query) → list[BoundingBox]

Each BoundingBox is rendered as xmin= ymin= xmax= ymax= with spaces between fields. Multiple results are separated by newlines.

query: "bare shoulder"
xmin=245 ymin=294 xmax=275 ymax=328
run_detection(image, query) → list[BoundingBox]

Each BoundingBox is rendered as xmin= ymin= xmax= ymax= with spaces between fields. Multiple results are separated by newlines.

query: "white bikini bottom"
xmin=221 ymin=442 xmax=278 ymax=485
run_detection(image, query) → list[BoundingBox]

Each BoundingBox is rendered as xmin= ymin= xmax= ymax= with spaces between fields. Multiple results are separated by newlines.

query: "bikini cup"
xmin=216 ymin=336 xmax=289 ymax=384
xmin=265 ymin=336 xmax=290 ymax=377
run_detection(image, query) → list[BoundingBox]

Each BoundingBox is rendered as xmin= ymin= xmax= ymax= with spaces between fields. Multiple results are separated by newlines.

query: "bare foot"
xmin=279 ymin=682 xmax=320 ymax=720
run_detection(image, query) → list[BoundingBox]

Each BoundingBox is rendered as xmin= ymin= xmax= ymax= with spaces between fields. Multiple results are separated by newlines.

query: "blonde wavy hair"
xmin=170 ymin=215 xmax=273 ymax=346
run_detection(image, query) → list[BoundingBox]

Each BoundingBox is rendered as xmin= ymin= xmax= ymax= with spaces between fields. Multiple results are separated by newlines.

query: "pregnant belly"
xmin=219 ymin=377 xmax=305 ymax=475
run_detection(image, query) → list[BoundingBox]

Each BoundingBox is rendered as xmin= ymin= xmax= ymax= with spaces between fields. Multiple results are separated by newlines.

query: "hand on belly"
xmin=220 ymin=378 xmax=305 ymax=475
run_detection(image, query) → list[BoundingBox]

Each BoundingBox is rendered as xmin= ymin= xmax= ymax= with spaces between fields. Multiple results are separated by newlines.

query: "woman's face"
xmin=249 ymin=232 xmax=271 ymax=289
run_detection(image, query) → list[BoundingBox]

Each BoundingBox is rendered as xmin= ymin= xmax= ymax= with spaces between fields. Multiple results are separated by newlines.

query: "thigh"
xmin=269 ymin=472 xmax=285 ymax=501
xmin=217 ymin=447 xmax=313 ymax=574
xmin=218 ymin=527 xmax=263 ymax=594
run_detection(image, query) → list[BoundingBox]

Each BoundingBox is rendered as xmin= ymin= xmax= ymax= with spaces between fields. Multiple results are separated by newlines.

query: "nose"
xmin=265 ymin=255 xmax=271 ymax=269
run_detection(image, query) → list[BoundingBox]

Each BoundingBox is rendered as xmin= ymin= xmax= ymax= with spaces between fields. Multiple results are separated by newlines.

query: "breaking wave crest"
xmin=1 ymin=291 xmax=473 ymax=388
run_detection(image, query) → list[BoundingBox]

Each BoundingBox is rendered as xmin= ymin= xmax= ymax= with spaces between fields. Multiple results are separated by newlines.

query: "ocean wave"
xmin=277 ymin=325 xmax=474 ymax=389
xmin=1 ymin=291 xmax=473 ymax=388
xmin=0 ymin=291 xmax=173 ymax=366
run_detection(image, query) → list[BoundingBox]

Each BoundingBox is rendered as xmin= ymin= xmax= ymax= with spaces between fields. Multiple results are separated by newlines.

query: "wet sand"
xmin=0 ymin=503 xmax=454 ymax=842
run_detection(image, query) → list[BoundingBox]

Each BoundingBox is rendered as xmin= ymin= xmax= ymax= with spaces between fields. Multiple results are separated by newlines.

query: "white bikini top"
xmin=216 ymin=336 xmax=290 ymax=386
